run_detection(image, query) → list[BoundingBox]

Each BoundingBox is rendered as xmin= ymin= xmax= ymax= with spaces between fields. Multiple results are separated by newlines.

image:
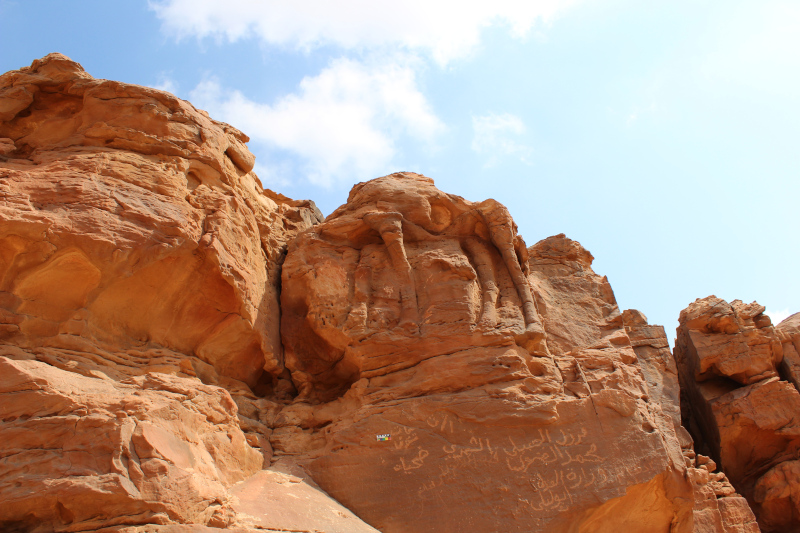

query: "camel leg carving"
xmin=363 ymin=211 xmax=419 ymax=331
xmin=477 ymin=200 xmax=544 ymax=337
xmin=463 ymin=237 xmax=499 ymax=328
xmin=344 ymin=250 xmax=372 ymax=337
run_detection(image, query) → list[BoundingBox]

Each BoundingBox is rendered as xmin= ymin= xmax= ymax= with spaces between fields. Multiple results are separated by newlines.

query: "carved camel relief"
xmin=321 ymin=174 xmax=545 ymax=343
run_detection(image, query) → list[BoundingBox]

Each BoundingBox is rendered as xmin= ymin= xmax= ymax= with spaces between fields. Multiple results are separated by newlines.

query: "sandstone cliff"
xmin=0 ymin=54 xmax=774 ymax=533
xmin=0 ymin=53 xmax=372 ymax=532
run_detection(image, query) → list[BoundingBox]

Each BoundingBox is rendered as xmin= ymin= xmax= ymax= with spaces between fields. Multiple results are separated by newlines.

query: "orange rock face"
xmin=0 ymin=53 xmax=321 ymax=386
xmin=777 ymin=312 xmax=800 ymax=391
xmin=0 ymin=54 xmax=375 ymax=533
xmin=0 ymin=54 xmax=768 ymax=533
xmin=676 ymin=296 xmax=798 ymax=532
xmin=278 ymin=174 xmax=756 ymax=532
xmin=0 ymin=356 xmax=261 ymax=528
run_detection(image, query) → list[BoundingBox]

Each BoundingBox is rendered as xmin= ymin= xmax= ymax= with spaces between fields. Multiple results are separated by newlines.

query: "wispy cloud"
xmin=471 ymin=112 xmax=533 ymax=166
xmin=152 ymin=74 xmax=179 ymax=95
xmin=766 ymin=308 xmax=793 ymax=326
xmin=189 ymin=57 xmax=444 ymax=187
xmin=150 ymin=0 xmax=581 ymax=65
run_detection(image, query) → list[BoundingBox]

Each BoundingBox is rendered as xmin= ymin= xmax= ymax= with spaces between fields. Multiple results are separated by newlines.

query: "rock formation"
xmin=0 ymin=53 xmax=322 ymax=386
xmin=0 ymin=53 xmax=775 ymax=532
xmin=278 ymin=175 xmax=757 ymax=532
xmin=675 ymin=296 xmax=799 ymax=532
xmin=0 ymin=53 xmax=374 ymax=532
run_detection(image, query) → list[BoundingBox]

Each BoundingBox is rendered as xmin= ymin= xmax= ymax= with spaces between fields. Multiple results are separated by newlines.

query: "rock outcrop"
xmin=778 ymin=312 xmax=800 ymax=392
xmin=0 ymin=54 xmax=771 ymax=533
xmin=278 ymin=174 xmax=756 ymax=532
xmin=676 ymin=296 xmax=799 ymax=532
xmin=0 ymin=54 xmax=376 ymax=533
xmin=0 ymin=53 xmax=322 ymax=386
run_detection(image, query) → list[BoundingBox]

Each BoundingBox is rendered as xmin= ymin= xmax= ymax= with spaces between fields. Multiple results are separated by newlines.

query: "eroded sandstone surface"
xmin=0 ymin=53 xmax=322 ymax=386
xmin=0 ymin=54 xmax=374 ymax=532
xmin=0 ymin=53 xmax=775 ymax=533
xmin=675 ymin=297 xmax=799 ymax=532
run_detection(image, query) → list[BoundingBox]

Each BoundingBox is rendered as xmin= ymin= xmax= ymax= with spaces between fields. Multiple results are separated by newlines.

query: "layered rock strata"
xmin=676 ymin=296 xmax=798 ymax=532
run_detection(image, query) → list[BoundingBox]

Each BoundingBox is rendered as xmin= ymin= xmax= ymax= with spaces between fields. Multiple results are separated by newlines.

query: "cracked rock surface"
xmin=676 ymin=296 xmax=800 ymax=532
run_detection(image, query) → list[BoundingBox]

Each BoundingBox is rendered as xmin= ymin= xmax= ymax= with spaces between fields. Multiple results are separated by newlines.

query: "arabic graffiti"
xmin=425 ymin=412 xmax=455 ymax=434
xmin=505 ymin=428 xmax=601 ymax=473
xmin=410 ymin=425 xmax=625 ymax=513
xmin=383 ymin=412 xmax=649 ymax=515
xmin=394 ymin=447 xmax=429 ymax=472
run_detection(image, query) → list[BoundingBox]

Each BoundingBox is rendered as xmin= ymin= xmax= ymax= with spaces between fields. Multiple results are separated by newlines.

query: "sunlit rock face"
xmin=0 ymin=54 xmax=355 ymax=533
xmin=278 ymin=173 xmax=756 ymax=532
xmin=676 ymin=296 xmax=798 ymax=532
xmin=0 ymin=53 xmax=323 ymax=386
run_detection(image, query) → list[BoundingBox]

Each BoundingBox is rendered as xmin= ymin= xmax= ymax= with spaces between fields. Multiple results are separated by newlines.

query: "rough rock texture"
xmin=278 ymin=174 xmax=756 ymax=532
xmin=676 ymin=296 xmax=798 ymax=532
xmin=0 ymin=54 xmax=377 ymax=533
xmin=0 ymin=356 xmax=261 ymax=529
xmin=0 ymin=53 xmax=322 ymax=386
xmin=777 ymin=312 xmax=800 ymax=392
xmin=622 ymin=309 xmax=682 ymax=433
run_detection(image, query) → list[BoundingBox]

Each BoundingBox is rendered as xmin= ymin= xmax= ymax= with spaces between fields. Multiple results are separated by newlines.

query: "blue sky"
xmin=2 ymin=0 xmax=798 ymax=338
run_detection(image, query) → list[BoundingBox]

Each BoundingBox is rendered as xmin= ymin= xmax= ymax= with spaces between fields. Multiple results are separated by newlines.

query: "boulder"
xmin=676 ymin=296 xmax=799 ymax=531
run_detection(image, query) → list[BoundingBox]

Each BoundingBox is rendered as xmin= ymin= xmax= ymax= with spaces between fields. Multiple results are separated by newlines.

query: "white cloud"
xmin=152 ymin=75 xmax=179 ymax=95
xmin=252 ymin=162 xmax=291 ymax=190
xmin=766 ymin=308 xmax=793 ymax=326
xmin=150 ymin=0 xmax=580 ymax=65
xmin=471 ymin=112 xmax=533 ymax=166
xmin=189 ymin=57 xmax=444 ymax=187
